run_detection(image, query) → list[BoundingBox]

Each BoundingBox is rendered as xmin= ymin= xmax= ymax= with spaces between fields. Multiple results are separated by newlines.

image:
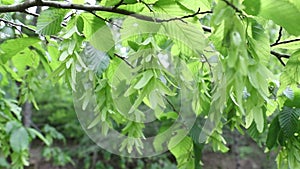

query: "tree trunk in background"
xmin=22 ymin=101 xmax=32 ymax=127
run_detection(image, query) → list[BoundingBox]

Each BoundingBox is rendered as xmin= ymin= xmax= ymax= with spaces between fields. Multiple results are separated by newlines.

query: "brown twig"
xmin=274 ymin=27 xmax=283 ymax=45
xmin=270 ymin=51 xmax=288 ymax=66
xmin=0 ymin=0 xmax=210 ymax=24
xmin=114 ymin=53 xmax=134 ymax=68
xmin=221 ymin=0 xmax=243 ymax=14
xmin=90 ymin=11 xmax=122 ymax=29
xmin=0 ymin=18 xmax=36 ymax=32
xmin=271 ymin=38 xmax=300 ymax=47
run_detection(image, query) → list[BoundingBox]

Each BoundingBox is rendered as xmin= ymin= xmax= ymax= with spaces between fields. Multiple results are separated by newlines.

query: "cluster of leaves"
xmin=0 ymin=0 xmax=300 ymax=169
xmin=0 ymin=88 xmax=51 ymax=168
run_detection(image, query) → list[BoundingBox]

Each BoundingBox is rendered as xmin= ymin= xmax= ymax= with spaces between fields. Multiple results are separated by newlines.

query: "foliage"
xmin=0 ymin=0 xmax=300 ymax=169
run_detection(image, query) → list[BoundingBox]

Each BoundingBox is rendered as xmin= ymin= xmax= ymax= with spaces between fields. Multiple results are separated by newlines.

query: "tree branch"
xmin=270 ymin=51 xmax=289 ymax=66
xmin=158 ymin=8 xmax=212 ymax=23
xmin=221 ymin=0 xmax=243 ymax=14
xmin=0 ymin=0 xmax=210 ymax=23
xmin=23 ymin=9 xmax=39 ymax=17
xmin=271 ymin=38 xmax=300 ymax=47
xmin=114 ymin=53 xmax=134 ymax=68
xmin=274 ymin=27 xmax=283 ymax=45
xmin=0 ymin=18 xmax=35 ymax=32
xmin=90 ymin=11 xmax=122 ymax=29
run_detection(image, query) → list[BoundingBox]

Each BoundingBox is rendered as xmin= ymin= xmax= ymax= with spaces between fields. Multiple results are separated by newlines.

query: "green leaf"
xmin=253 ymin=107 xmax=264 ymax=133
xmin=284 ymin=85 xmax=300 ymax=108
xmin=12 ymin=48 xmax=39 ymax=76
xmin=36 ymin=9 xmax=67 ymax=35
xmin=81 ymin=13 xmax=115 ymax=53
xmin=279 ymin=106 xmax=300 ymax=138
xmin=76 ymin=16 xmax=84 ymax=35
xmin=161 ymin=21 xmax=207 ymax=57
xmin=129 ymin=78 xmax=155 ymax=114
xmin=87 ymin=113 xmax=102 ymax=129
xmin=266 ymin=115 xmax=280 ymax=149
xmin=0 ymin=157 xmax=10 ymax=168
xmin=290 ymin=0 xmax=300 ymax=10
xmin=81 ymin=13 xmax=106 ymax=39
xmin=9 ymin=127 xmax=29 ymax=152
xmin=73 ymin=0 xmax=85 ymax=4
xmin=259 ymin=0 xmax=300 ymax=36
xmin=279 ymin=50 xmax=300 ymax=93
xmin=81 ymin=43 xmax=110 ymax=76
xmin=153 ymin=0 xmax=186 ymax=16
xmin=121 ymin=16 xmax=161 ymax=41
xmin=0 ymin=37 xmax=40 ymax=63
xmin=27 ymin=128 xmax=50 ymax=146
xmin=134 ymin=70 xmax=153 ymax=89
xmin=100 ymin=0 xmax=122 ymax=6
xmin=176 ymin=0 xmax=211 ymax=12
xmin=242 ymin=0 xmax=261 ymax=16
xmin=169 ymin=136 xmax=195 ymax=169
xmin=1 ymin=0 xmax=13 ymax=5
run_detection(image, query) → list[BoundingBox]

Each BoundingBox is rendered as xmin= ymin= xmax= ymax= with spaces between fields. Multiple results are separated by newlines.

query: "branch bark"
xmin=0 ymin=1 xmax=211 ymax=23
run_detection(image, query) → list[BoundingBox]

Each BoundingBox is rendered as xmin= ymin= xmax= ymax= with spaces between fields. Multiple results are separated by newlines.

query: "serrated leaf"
xmin=279 ymin=106 xmax=300 ymax=138
xmin=81 ymin=43 xmax=110 ymax=76
xmin=36 ymin=9 xmax=67 ymax=35
xmin=161 ymin=21 xmax=206 ymax=57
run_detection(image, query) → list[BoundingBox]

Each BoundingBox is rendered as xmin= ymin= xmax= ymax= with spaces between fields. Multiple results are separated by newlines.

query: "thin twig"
xmin=0 ymin=18 xmax=36 ymax=32
xmin=201 ymin=54 xmax=213 ymax=78
xmin=158 ymin=9 xmax=212 ymax=23
xmin=202 ymin=25 xmax=212 ymax=32
xmin=90 ymin=11 xmax=122 ymax=29
xmin=270 ymin=51 xmax=288 ymax=66
xmin=114 ymin=53 xmax=134 ymax=68
xmin=221 ymin=0 xmax=243 ymax=14
xmin=0 ymin=1 xmax=210 ymax=24
xmin=164 ymin=96 xmax=179 ymax=114
xmin=23 ymin=10 xmax=39 ymax=17
xmin=140 ymin=0 xmax=154 ymax=12
xmin=271 ymin=38 xmax=300 ymax=47
xmin=0 ymin=18 xmax=62 ymax=40
xmin=113 ymin=0 xmax=124 ymax=9
xmin=274 ymin=27 xmax=283 ymax=45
